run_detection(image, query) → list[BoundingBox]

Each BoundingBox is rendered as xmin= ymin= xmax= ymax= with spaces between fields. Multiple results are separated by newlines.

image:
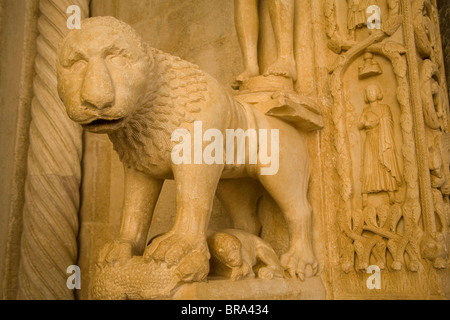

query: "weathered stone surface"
xmin=1 ymin=0 xmax=449 ymax=301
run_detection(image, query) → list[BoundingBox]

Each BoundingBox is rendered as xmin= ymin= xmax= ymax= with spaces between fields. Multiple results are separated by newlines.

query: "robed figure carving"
xmin=347 ymin=0 xmax=369 ymax=39
xmin=358 ymin=85 xmax=402 ymax=205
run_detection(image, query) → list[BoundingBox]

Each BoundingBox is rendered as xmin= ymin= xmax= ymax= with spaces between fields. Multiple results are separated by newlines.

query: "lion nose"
xmin=81 ymin=58 xmax=115 ymax=110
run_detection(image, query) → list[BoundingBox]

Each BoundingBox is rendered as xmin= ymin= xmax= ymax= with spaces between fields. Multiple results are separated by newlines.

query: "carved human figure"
xmin=387 ymin=0 xmax=400 ymax=20
xmin=358 ymin=85 xmax=402 ymax=206
xmin=347 ymin=0 xmax=369 ymax=40
xmin=234 ymin=0 xmax=297 ymax=82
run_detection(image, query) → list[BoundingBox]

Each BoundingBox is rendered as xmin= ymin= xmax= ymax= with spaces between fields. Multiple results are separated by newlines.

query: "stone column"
xmin=17 ymin=0 xmax=90 ymax=300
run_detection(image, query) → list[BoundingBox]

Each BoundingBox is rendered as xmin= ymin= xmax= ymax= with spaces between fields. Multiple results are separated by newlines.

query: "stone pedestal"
xmin=173 ymin=277 xmax=326 ymax=300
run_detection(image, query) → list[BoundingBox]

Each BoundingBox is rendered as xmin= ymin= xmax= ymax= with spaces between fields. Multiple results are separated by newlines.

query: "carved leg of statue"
xmin=259 ymin=170 xmax=317 ymax=280
xmin=216 ymin=179 xmax=263 ymax=235
xmin=257 ymin=119 xmax=318 ymax=280
xmin=97 ymin=167 xmax=163 ymax=267
xmin=264 ymin=0 xmax=297 ymax=81
xmin=144 ymin=163 xmax=224 ymax=281
xmin=234 ymin=0 xmax=260 ymax=82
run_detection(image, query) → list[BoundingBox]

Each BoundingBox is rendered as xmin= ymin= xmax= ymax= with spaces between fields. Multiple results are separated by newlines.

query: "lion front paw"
xmin=280 ymin=247 xmax=319 ymax=281
xmin=258 ymin=266 xmax=284 ymax=280
xmin=144 ymin=232 xmax=210 ymax=281
xmin=97 ymin=239 xmax=134 ymax=268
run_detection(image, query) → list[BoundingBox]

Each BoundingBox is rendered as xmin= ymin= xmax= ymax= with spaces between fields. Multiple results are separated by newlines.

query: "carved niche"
xmin=324 ymin=0 xmax=449 ymax=286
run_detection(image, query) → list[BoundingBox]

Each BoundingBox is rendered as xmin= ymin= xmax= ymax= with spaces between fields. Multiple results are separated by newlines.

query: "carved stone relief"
xmin=57 ymin=0 xmax=450 ymax=299
xmin=347 ymin=0 xmax=373 ymax=40
xmin=323 ymin=0 xmax=449 ymax=298
xmin=358 ymin=84 xmax=402 ymax=207
xmin=1 ymin=0 xmax=449 ymax=301
xmin=56 ymin=15 xmax=323 ymax=299
xmin=415 ymin=0 xmax=450 ymax=269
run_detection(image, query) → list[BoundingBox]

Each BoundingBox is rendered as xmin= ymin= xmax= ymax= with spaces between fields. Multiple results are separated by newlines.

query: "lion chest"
xmin=109 ymin=127 xmax=174 ymax=179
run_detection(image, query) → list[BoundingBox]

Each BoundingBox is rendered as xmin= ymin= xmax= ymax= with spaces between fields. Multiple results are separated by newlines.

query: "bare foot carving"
xmin=264 ymin=57 xmax=297 ymax=81
xmin=236 ymin=67 xmax=260 ymax=83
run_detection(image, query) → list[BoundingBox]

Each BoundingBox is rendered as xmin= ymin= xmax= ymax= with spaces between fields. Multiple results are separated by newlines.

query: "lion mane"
xmin=110 ymin=47 xmax=208 ymax=171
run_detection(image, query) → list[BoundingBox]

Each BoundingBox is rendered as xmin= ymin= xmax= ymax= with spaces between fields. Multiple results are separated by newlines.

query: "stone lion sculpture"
xmin=57 ymin=17 xmax=318 ymax=284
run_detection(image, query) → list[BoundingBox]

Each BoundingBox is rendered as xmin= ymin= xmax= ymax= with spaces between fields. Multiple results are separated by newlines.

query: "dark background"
xmin=438 ymin=0 xmax=450 ymax=95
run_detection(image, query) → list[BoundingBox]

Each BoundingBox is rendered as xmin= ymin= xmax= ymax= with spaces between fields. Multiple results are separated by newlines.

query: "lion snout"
xmin=80 ymin=58 xmax=115 ymax=110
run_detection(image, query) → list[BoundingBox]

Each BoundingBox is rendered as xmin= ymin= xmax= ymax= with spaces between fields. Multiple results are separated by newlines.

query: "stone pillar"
xmin=17 ymin=0 xmax=90 ymax=300
xmin=0 ymin=0 xmax=40 ymax=300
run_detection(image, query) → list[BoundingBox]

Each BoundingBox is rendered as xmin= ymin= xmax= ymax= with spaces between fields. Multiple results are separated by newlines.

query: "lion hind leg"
xmin=216 ymin=179 xmax=263 ymax=235
xmin=256 ymin=133 xmax=318 ymax=280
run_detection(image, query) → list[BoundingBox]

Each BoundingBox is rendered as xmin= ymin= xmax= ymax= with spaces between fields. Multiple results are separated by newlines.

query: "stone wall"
xmin=0 ymin=0 xmax=38 ymax=300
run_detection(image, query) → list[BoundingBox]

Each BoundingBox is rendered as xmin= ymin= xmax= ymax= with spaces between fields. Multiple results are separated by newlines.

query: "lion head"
xmin=208 ymin=232 xmax=243 ymax=268
xmin=57 ymin=17 xmax=153 ymax=134
xmin=57 ymin=17 xmax=208 ymax=172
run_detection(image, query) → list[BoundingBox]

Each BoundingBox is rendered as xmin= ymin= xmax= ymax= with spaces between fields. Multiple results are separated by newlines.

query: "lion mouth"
xmin=82 ymin=117 xmax=125 ymax=131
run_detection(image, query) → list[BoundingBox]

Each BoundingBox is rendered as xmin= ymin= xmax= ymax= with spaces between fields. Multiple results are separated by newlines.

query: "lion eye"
xmin=64 ymin=59 xmax=87 ymax=70
xmin=72 ymin=60 xmax=87 ymax=68
xmin=106 ymin=54 xmax=130 ymax=67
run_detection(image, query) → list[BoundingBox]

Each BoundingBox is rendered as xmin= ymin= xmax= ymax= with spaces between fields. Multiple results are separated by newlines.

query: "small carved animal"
xmin=57 ymin=17 xmax=318 ymax=282
xmin=208 ymin=229 xmax=284 ymax=281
